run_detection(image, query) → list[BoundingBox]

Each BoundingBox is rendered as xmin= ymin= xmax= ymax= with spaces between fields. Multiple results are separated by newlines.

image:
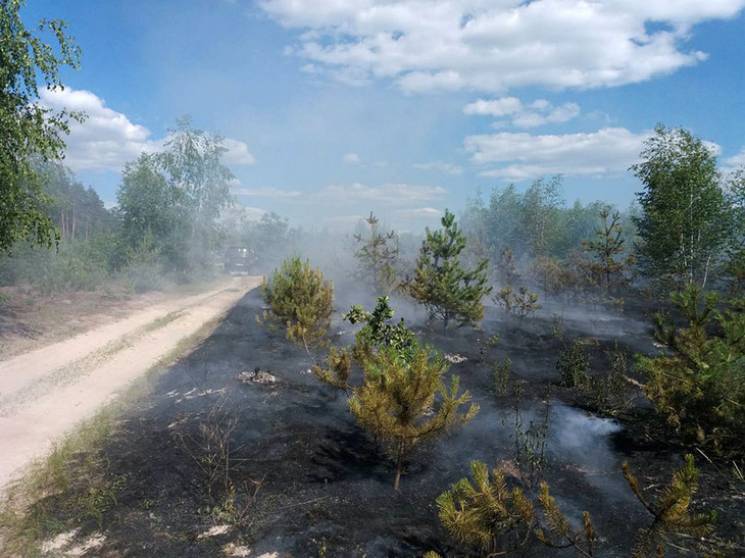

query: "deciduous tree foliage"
xmin=632 ymin=125 xmax=728 ymax=288
xmin=409 ymin=209 xmax=491 ymax=330
xmin=115 ymin=119 xmax=235 ymax=272
xmin=344 ymin=296 xmax=417 ymax=364
xmin=724 ymin=168 xmax=745 ymax=295
xmin=0 ymin=0 xmax=83 ymax=253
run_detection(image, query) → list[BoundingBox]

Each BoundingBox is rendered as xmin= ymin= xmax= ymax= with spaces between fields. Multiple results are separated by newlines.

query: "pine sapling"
xmin=353 ymin=212 xmax=400 ymax=295
xmin=623 ymin=455 xmax=715 ymax=557
xmin=349 ymin=344 xmax=478 ymax=490
xmin=409 ymin=209 xmax=491 ymax=331
xmin=262 ymin=257 xmax=333 ymax=352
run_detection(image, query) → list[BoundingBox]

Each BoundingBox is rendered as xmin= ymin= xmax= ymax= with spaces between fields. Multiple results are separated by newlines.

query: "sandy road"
xmin=0 ymin=275 xmax=261 ymax=489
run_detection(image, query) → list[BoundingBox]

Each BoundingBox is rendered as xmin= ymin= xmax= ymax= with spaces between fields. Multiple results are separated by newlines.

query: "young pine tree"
xmin=349 ymin=344 xmax=478 ymax=491
xmin=353 ymin=212 xmax=400 ymax=294
xmin=409 ymin=209 xmax=491 ymax=330
xmin=582 ymin=205 xmax=630 ymax=291
xmin=623 ymin=455 xmax=714 ymax=557
xmin=262 ymin=257 xmax=333 ymax=352
xmin=433 ymin=461 xmax=597 ymax=557
xmin=637 ymin=286 xmax=745 ymax=455
xmin=431 ymin=455 xmax=712 ymax=558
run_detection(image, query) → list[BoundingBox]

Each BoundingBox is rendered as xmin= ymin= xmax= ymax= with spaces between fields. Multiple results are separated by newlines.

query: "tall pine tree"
xmin=409 ymin=209 xmax=491 ymax=330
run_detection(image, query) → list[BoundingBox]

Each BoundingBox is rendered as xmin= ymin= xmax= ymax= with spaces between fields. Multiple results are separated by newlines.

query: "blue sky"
xmin=24 ymin=0 xmax=745 ymax=230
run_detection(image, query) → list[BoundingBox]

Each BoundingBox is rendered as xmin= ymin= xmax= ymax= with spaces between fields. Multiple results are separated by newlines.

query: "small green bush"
xmin=556 ymin=340 xmax=590 ymax=388
xmin=638 ymin=286 xmax=745 ymax=456
xmin=493 ymin=357 xmax=511 ymax=396
xmin=262 ymin=257 xmax=333 ymax=351
xmin=432 ymin=455 xmax=713 ymax=558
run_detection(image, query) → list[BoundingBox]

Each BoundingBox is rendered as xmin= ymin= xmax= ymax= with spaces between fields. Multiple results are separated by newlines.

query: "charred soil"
xmin=5 ymin=289 xmax=743 ymax=557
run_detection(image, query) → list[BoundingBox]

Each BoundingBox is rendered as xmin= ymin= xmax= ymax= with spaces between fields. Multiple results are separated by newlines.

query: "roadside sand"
xmin=0 ymin=275 xmax=261 ymax=489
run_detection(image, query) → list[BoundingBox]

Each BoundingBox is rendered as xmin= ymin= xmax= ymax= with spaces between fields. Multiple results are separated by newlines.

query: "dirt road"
xmin=0 ymin=276 xmax=261 ymax=489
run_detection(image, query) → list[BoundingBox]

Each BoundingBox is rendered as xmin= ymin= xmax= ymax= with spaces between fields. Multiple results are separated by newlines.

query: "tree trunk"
xmin=394 ymin=443 xmax=404 ymax=491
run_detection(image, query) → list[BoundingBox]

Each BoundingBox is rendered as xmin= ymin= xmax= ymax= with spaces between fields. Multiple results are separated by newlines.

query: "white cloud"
xmin=222 ymin=138 xmax=256 ymax=165
xmin=465 ymin=127 xmax=655 ymax=180
xmin=260 ymin=0 xmax=745 ymax=93
xmin=343 ymin=152 xmax=362 ymax=164
xmin=463 ymin=97 xmax=522 ymax=117
xmin=413 ymin=161 xmax=463 ymax=175
xmin=465 ymin=97 xmax=580 ymax=128
xmin=40 ymin=87 xmax=255 ymax=171
xmin=723 ymin=147 xmax=745 ymax=173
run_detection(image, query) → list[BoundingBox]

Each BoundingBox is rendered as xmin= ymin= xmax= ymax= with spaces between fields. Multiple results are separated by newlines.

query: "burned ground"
xmin=12 ymin=288 xmax=744 ymax=557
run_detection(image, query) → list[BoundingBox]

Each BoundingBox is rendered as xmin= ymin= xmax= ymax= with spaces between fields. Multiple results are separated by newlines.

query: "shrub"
xmin=556 ymin=340 xmax=590 ymax=388
xmin=349 ymin=344 xmax=478 ymax=490
xmin=584 ymin=349 xmax=633 ymax=416
xmin=638 ymin=285 xmax=745 ymax=456
xmin=433 ymin=461 xmax=596 ymax=557
xmin=531 ymin=256 xmax=573 ymax=296
xmin=493 ymin=286 xmax=541 ymax=318
xmin=262 ymin=257 xmax=333 ymax=352
xmin=344 ymin=296 xmax=417 ymax=364
xmin=493 ymin=357 xmax=511 ymax=396
xmin=432 ymin=455 xmax=713 ymax=557
xmin=312 ymin=346 xmax=352 ymax=390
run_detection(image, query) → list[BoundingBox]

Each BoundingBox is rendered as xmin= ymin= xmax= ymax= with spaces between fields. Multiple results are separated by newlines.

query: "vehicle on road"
xmin=224 ymin=246 xmax=255 ymax=275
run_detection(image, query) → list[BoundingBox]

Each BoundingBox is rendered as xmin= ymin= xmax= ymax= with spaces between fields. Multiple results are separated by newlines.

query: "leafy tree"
xmin=484 ymin=185 xmax=526 ymax=256
xmin=344 ymin=296 xmax=417 ymax=364
xmin=247 ymin=212 xmax=293 ymax=270
xmin=158 ymin=117 xmax=233 ymax=229
xmin=521 ymin=176 xmax=563 ymax=258
xmin=262 ymin=257 xmax=333 ymax=352
xmin=409 ymin=209 xmax=491 ymax=330
xmin=582 ymin=205 xmax=631 ymax=291
xmin=1 ymin=0 xmax=83 ymax=252
xmin=349 ymin=344 xmax=478 ymax=490
xmin=353 ymin=212 xmax=400 ymax=294
xmin=637 ymin=285 xmax=745 ymax=456
xmin=156 ymin=117 xmax=234 ymax=267
xmin=632 ymin=125 xmax=728 ymax=288
xmin=116 ymin=153 xmax=188 ymax=270
xmin=38 ymin=162 xmax=111 ymax=242
xmin=114 ymin=119 xmax=236 ymax=273
xmin=724 ymin=168 xmax=745 ymax=295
